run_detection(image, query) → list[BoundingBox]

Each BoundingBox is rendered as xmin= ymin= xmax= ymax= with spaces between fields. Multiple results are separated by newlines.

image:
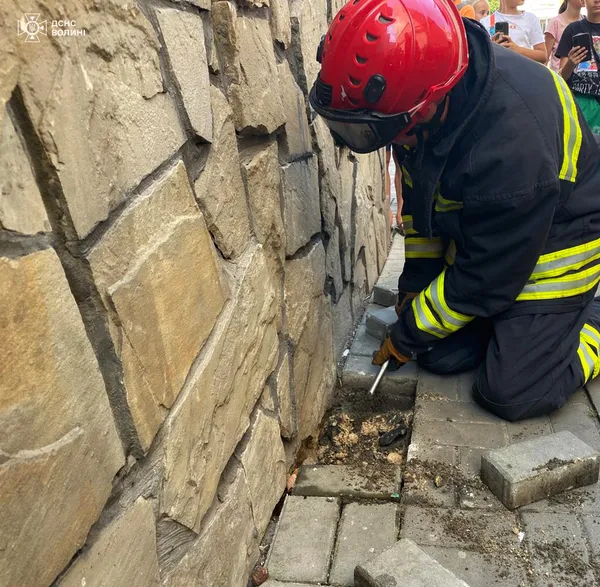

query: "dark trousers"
xmin=416 ymin=297 xmax=599 ymax=421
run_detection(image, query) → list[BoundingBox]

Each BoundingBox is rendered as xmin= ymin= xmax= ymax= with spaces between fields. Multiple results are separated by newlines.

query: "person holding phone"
xmin=480 ymin=0 xmax=547 ymax=63
xmin=556 ymin=0 xmax=600 ymax=133
xmin=545 ymin=0 xmax=584 ymax=72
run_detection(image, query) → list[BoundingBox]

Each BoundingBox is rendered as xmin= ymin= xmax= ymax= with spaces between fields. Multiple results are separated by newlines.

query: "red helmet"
xmin=309 ymin=0 xmax=469 ymax=153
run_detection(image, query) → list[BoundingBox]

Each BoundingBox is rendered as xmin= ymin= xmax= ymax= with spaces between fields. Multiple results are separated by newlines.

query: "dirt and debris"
xmin=403 ymin=458 xmax=486 ymax=497
xmin=534 ymin=458 xmax=570 ymax=472
xmin=315 ymin=406 xmax=412 ymax=488
xmin=533 ymin=538 xmax=594 ymax=585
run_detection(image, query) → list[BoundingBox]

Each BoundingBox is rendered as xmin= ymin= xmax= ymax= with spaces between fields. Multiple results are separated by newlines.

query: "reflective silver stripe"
xmin=518 ymin=263 xmax=600 ymax=300
xmin=425 ymin=270 xmax=473 ymax=333
xmin=551 ymin=71 xmax=582 ymax=183
xmin=435 ymin=195 xmax=463 ymax=213
xmin=445 ymin=239 xmax=457 ymax=266
xmin=583 ymin=324 xmax=600 ymax=351
xmin=579 ymin=339 xmax=595 ymax=382
xmin=405 ymin=237 xmax=444 ymax=259
xmin=531 ymin=236 xmax=600 ymax=279
xmin=412 ymin=294 xmax=446 ymax=338
xmin=402 ymin=215 xmax=417 ymax=235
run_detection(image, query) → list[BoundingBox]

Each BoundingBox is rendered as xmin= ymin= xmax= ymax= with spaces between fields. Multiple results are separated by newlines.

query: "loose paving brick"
xmin=550 ymin=390 xmax=600 ymax=451
xmin=329 ymin=503 xmax=397 ymax=586
xmin=349 ymin=324 xmax=380 ymax=358
xmin=411 ymin=419 xmax=507 ymax=450
xmin=400 ymin=505 xmax=519 ymax=551
xmin=293 ymin=465 xmax=399 ymax=500
xmin=342 ymin=354 xmax=418 ymax=403
xmin=522 ymin=511 xmax=596 ymax=586
xmin=423 ymin=545 xmax=528 ymax=586
xmin=373 ymin=281 xmax=398 ymax=307
xmin=365 ymin=305 xmax=397 ymax=342
xmin=481 ymin=431 xmax=600 ymax=510
xmin=267 ymin=496 xmax=339 ymax=584
xmin=354 ymin=538 xmax=470 ymax=587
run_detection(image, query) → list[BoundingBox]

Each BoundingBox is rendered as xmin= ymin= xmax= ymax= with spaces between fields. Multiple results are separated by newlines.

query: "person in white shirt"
xmin=481 ymin=0 xmax=548 ymax=63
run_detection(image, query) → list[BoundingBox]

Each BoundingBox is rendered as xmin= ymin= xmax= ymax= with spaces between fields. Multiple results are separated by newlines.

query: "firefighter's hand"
xmin=372 ymin=337 xmax=411 ymax=368
xmin=568 ymin=46 xmax=589 ymax=66
xmin=395 ymin=292 xmax=418 ymax=317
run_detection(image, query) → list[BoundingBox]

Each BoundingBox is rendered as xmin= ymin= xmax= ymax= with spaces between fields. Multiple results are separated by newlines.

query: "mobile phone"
xmin=573 ymin=32 xmax=592 ymax=62
xmin=495 ymin=21 xmax=509 ymax=36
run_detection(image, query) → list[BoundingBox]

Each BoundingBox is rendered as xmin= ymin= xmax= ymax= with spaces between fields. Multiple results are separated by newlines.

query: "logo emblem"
xmin=17 ymin=13 xmax=47 ymax=43
xmin=341 ymin=85 xmax=348 ymax=102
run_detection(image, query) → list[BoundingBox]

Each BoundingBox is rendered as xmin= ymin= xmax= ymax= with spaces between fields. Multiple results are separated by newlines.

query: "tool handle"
xmin=369 ymin=359 xmax=390 ymax=395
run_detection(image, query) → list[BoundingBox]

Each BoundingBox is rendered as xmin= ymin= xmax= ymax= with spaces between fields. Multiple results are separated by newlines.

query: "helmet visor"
xmin=326 ymin=120 xmax=389 ymax=153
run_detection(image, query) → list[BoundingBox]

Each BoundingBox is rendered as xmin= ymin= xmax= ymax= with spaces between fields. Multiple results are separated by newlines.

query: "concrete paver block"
xmin=373 ymin=282 xmax=398 ymax=307
xmin=400 ymin=505 xmax=518 ymax=551
xmin=522 ymin=512 xmax=596 ymax=585
xmin=293 ymin=465 xmax=399 ymax=500
xmin=423 ymin=545 xmax=528 ymax=586
xmin=481 ymin=430 xmax=600 ymax=510
xmin=349 ymin=324 xmax=380 ymax=358
xmin=342 ymin=354 xmax=418 ymax=402
xmin=549 ymin=389 xmax=600 ymax=451
xmin=354 ymin=538 xmax=470 ymax=587
xmin=520 ymin=481 xmax=600 ymax=513
xmin=416 ymin=399 xmax=502 ymax=424
xmin=410 ymin=418 xmax=507 ymax=450
xmin=329 ymin=503 xmax=397 ymax=586
xmin=416 ymin=370 xmax=460 ymax=401
xmin=457 ymin=448 xmax=504 ymax=511
xmin=267 ymin=496 xmax=339 ymax=583
xmin=505 ymin=416 xmax=553 ymax=443
xmin=365 ymin=305 xmax=398 ymax=342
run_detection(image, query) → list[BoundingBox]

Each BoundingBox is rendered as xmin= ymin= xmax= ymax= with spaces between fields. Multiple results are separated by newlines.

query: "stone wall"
xmin=0 ymin=1 xmax=389 ymax=585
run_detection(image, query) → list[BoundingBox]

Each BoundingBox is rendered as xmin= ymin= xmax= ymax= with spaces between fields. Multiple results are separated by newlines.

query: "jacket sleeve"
xmin=396 ymin=163 xmax=445 ymax=295
xmin=391 ymin=149 xmax=560 ymax=356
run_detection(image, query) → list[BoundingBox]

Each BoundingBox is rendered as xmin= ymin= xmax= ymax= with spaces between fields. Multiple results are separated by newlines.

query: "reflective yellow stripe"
xmin=425 ymin=269 xmax=474 ymax=333
xmin=402 ymin=215 xmax=417 ymax=235
xmin=584 ymin=323 xmax=600 ymax=348
xmin=412 ymin=294 xmax=446 ymax=338
xmin=531 ymin=236 xmax=600 ymax=279
xmin=580 ymin=323 xmax=600 ymax=380
xmin=401 ymin=166 xmax=412 ymax=188
xmin=551 ymin=71 xmax=582 ymax=182
xmin=517 ymin=262 xmax=600 ymax=300
xmin=578 ymin=343 xmax=593 ymax=382
xmin=445 ymin=239 xmax=457 ymax=266
xmin=435 ymin=194 xmax=463 ymax=213
xmin=405 ymin=236 xmax=444 ymax=259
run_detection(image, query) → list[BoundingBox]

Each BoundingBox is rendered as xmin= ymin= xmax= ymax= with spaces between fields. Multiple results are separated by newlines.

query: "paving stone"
xmin=416 ymin=399 xmax=502 ymax=424
xmin=342 ymin=354 xmax=418 ymax=403
xmin=404 ymin=444 xmax=457 ymax=508
xmin=411 ymin=419 xmax=507 ymax=450
xmin=400 ymin=506 xmax=519 ymax=551
xmin=506 ymin=416 xmax=553 ymax=444
xmin=423 ymin=545 xmax=528 ymax=586
xmin=373 ymin=283 xmax=398 ymax=308
xmin=582 ymin=514 xmax=600 ymax=557
xmin=586 ymin=377 xmax=600 ymax=417
xmin=354 ymin=538 xmax=470 ymax=587
xmin=481 ymin=431 xmax=600 ymax=510
xmin=293 ymin=465 xmax=399 ymax=500
xmin=522 ymin=512 xmax=596 ymax=586
xmin=349 ymin=324 xmax=380 ymax=358
xmin=330 ymin=503 xmax=398 ymax=586
xmin=550 ymin=389 xmax=600 ymax=451
xmin=416 ymin=370 xmax=460 ymax=401
xmin=267 ymin=496 xmax=340 ymax=583
xmin=457 ymin=370 xmax=478 ymax=402
xmin=365 ymin=305 xmax=398 ymax=342
xmin=520 ymin=482 xmax=600 ymax=514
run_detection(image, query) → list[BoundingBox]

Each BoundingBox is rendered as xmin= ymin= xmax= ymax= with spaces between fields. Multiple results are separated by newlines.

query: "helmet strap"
xmin=419 ymin=95 xmax=448 ymax=132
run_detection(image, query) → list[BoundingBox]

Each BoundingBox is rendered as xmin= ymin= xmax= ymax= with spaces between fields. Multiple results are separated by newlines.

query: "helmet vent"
xmin=356 ymin=54 xmax=367 ymax=64
xmin=339 ymin=13 xmax=345 ymax=20
xmin=349 ymin=75 xmax=361 ymax=86
xmin=352 ymin=0 xmax=360 ymax=5
xmin=378 ymin=14 xmax=394 ymax=24
xmin=366 ymin=32 xmax=378 ymax=42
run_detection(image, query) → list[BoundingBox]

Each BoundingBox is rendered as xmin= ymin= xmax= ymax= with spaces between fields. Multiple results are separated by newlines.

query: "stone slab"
xmin=582 ymin=514 xmax=600 ymax=556
xmin=267 ymin=496 xmax=340 ymax=583
xmin=411 ymin=419 xmax=507 ymax=450
xmin=481 ymin=430 xmax=600 ymax=510
xmin=457 ymin=448 xmax=504 ymax=511
xmin=342 ymin=353 xmax=418 ymax=401
xmin=354 ymin=538 xmax=470 ymax=587
xmin=520 ymin=481 xmax=600 ymax=513
xmin=416 ymin=370 xmax=460 ymax=401
xmin=505 ymin=416 xmax=553 ymax=443
xmin=522 ymin=512 xmax=596 ymax=586
xmin=549 ymin=389 xmax=600 ymax=451
xmin=372 ymin=282 xmax=398 ymax=307
xmin=422 ymin=545 xmax=527 ymax=586
xmin=293 ymin=465 xmax=399 ymax=500
xmin=365 ymin=305 xmax=398 ymax=342
xmin=416 ymin=399 xmax=502 ymax=424
xmin=349 ymin=324 xmax=380 ymax=358
xmin=330 ymin=503 xmax=398 ymax=586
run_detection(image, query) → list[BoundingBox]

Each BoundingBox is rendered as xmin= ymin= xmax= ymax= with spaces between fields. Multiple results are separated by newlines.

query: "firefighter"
xmin=309 ymin=0 xmax=600 ymax=421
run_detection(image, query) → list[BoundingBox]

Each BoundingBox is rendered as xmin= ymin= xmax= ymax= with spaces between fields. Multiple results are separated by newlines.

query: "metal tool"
xmin=368 ymin=359 xmax=389 ymax=395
